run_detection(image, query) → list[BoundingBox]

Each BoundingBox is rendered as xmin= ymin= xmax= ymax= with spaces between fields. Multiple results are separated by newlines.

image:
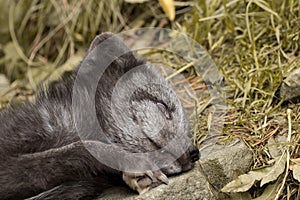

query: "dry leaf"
xmin=0 ymin=74 xmax=9 ymax=92
xmin=221 ymin=153 xmax=286 ymax=193
xmin=260 ymin=153 xmax=286 ymax=186
xmin=253 ymin=181 xmax=280 ymax=200
xmin=267 ymin=136 xmax=284 ymax=158
xmin=158 ymin=0 xmax=175 ymax=21
xmin=221 ymin=172 xmax=257 ymax=193
xmin=292 ymin=163 xmax=300 ymax=182
xmin=291 ymin=158 xmax=300 ymax=163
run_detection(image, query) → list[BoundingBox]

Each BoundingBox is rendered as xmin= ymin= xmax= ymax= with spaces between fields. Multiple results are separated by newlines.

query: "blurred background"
xmin=0 ymin=0 xmax=300 ymax=199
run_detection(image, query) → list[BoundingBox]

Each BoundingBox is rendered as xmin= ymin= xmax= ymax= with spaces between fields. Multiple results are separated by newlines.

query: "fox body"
xmin=0 ymin=33 xmax=199 ymax=200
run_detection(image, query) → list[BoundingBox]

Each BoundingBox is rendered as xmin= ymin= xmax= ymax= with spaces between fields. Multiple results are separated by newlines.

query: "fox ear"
xmin=83 ymin=32 xmax=143 ymax=72
xmin=87 ymin=32 xmax=132 ymax=57
xmin=87 ymin=32 xmax=115 ymax=53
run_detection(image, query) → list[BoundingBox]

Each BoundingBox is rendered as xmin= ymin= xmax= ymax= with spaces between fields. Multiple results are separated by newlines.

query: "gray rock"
xmin=200 ymin=140 xmax=253 ymax=191
xmin=98 ymin=140 xmax=253 ymax=200
xmin=280 ymin=67 xmax=300 ymax=100
xmin=98 ymin=162 xmax=217 ymax=200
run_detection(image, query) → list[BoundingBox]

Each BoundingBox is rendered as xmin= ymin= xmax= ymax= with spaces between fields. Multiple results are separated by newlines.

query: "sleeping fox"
xmin=0 ymin=32 xmax=199 ymax=200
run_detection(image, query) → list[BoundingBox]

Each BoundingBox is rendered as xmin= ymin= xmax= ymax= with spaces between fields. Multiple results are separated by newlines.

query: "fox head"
xmin=73 ymin=32 xmax=199 ymax=175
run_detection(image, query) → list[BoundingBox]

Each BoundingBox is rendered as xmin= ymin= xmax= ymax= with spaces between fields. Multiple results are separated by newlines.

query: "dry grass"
xmin=182 ymin=0 xmax=300 ymax=198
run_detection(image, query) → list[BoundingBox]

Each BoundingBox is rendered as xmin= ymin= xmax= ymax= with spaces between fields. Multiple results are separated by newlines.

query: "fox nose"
xmin=188 ymin=146 xmax=200 ymax=162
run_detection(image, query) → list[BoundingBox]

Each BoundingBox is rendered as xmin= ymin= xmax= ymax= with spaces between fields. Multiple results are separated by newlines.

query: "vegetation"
xmin=0 ymin=0 xmax=299 ymax=199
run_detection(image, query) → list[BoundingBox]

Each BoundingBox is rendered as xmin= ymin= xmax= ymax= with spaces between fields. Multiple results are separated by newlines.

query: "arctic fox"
xmin=0 ymin=32 xmax=199 ymax=200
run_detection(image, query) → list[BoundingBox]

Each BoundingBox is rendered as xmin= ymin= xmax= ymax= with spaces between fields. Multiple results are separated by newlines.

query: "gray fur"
xmin=0 ymin=33 xmax=199 ymax=200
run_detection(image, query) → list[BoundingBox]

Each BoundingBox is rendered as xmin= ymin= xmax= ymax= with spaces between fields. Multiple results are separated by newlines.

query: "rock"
xmin=98 ymin=162 xmax=217 ymax=200
xmin=97 ymin=140 xmax=253 ymax=200
xmin=200 ymin=139 xmax=253 ymax=191
xmin=280 ymin=67 xmax=300 ymax=100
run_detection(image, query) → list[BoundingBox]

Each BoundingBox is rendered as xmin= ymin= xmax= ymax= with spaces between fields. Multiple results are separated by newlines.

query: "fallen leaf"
xmin=221 ymin=153 xmax=286 ymax=193
xmin=253 ymin=180 xmax=280 ymax=200
xmin=261 ymin=153 xmax=287 ymax=186
xmin=0 ymin=74 xmax=9 ymax=92
xmin=291 ymin=158 xmax=300 ymax=163
xmin=158 ymin=0 xmax=175 ymax=21
xmin=292 ymin=163 xmax=300 ymax=182
xmin=267 ymin=136 xmax=283 ymax=158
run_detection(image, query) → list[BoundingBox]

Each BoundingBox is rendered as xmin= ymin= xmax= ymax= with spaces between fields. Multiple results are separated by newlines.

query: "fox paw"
xmin=122 ymin=170 xmax=169 ymax=194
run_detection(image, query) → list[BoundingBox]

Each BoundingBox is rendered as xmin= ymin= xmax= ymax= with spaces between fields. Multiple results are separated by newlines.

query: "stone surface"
xmin=98 ymin=162 xmax=217 ymax=200
xmin=97 ymin=140 xmax=253 ymax=200
xmin=280 ymin=67 xmax=300 ymax=100
xmin=200 ymin=140 xmax=253 ymax=191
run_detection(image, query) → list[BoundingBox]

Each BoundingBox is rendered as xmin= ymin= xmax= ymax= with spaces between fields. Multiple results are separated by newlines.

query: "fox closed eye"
xmin=157 ymin=102 xmax=172 ymax=120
